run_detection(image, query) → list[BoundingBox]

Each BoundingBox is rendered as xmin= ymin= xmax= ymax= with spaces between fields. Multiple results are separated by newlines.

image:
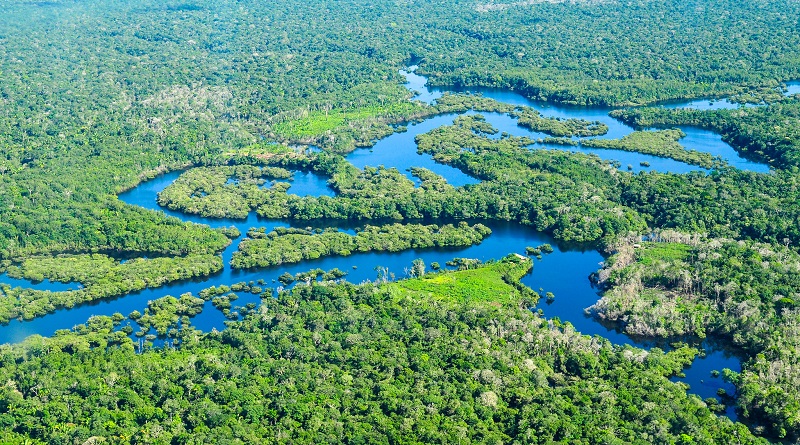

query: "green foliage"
xmin=414 ymin=115 xmax=648 ymax=242
xmin=273 ymin=102 xmax=425 ymax=152
xmin=526 ymin=243 xmax=554 ymax=257
xmin=0 ymin=264 xmax=765 ymax=444
xmin=388 ymin=255 xmax=534 ymax=305
xmin=11 ymin=254 xmax=222 ymax=291
xmin=426 ymin=0 xmax=800 ymax=106
xmin=580 ymin=129 xmax=722 ymax=169
xmin=592 ymin=234 xmax=800 ymax=439
xmin=231 ymin=222 xmax=492 ymax=269
xmin=157 ymin=165 xmax=297 ymax=219
xmin=620 ymin=169 xmax=800 ymax=245
xmin=2 ymin=0 xmax=798 ymax=261
xmin=0 ymin=254 xmax=221 ymax=324
xmin=1 ymin=0 xmax=799 ymax=260
xmin=271 ymin=88 xmax=611 ymax=152
xmin=612 ymin=99 xmax=800 ymax=168
xmin=513 ymin=108 xmax=608 ymax=137
xmin=0 ymin=0 xmax=799 ymax=441
xmin=635 ymin=243 xmax=692 ymax=266
xmin=135 ymin=293 xmax=205 ymax=336
xmin=222 ymin=118 xmax=643 ymax=247
xmin=275 ymin=103 xmax=418 ymax=137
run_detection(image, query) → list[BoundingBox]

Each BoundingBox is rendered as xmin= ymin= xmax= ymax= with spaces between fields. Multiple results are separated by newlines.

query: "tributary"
xmin=3 ymin=67 xmax=787 ymax=419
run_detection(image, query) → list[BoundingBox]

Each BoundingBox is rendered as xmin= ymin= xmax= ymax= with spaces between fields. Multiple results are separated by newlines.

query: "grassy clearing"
xmin=274 ymin=102 xmax=420 ymax=138
xmin=635 ymin=242 xmax=692 ymax=266
xmin=387 ymin=256 xmax=532 ymax=305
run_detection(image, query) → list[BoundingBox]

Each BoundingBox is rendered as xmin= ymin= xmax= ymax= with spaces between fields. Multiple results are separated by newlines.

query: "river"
xmin=3 ymin=67 xmax=783 ymax=419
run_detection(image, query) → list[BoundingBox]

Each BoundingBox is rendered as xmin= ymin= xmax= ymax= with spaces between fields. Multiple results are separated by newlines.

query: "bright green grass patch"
xmin=274 ymin=102 xmax=419 ymax=138
xmin=636 ymin=242 xmax=692 ymax=266
xmin=228 ymin=142 xmax=298 ymax=158
xmin=387 ymin=255 xmax=532 ymax=305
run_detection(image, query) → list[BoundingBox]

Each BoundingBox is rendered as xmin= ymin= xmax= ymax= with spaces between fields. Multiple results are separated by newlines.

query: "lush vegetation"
xmin=132 ymin=293 xmax=206 ymax=338
xmin=157 ymin=165 xmax=295 ymax=219
xmin=8 ymin=254 xmax=222 ymax=293
xmin=425 ymin=1 xmax=800 ymax=106
xmin=386 ymin=255 xmax=535 ymax=305
xmin=414 ymin=115 xmax=648 ymax=242
xmin=611 ymin=98 xmax=800 ymax=169
xmin=591 ymin=233 xmax=800 ymax=440
xmin=0 ymin=258 xmax=765 ymax=444
xmin=511 ymin=108 xmax=608 ymax=137
xmin=3 ymin=0 xmax=799 ymax=264
xmin=619 ymin=169 xmax=800 ymax=245
xmin=2 ymin=0 xmax=800 ymax=441
xmin=0 ymin=254 xmax=221 ymax=324
xmin=160 ymin=125 xmax=646 ymax=245
xmin=580 ymin=129 xmax=722 ymax=169
xmin=231 ymin=223 xmax=492 ymax=269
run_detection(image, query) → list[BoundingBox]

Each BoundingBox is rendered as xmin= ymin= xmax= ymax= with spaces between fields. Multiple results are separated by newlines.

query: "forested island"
xmin=1 ymin=0 xmax=800 ymax=443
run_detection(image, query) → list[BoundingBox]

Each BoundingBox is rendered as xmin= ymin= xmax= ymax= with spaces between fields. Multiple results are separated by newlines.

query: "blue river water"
xmin=786 ymin=81 xmax=800 ymax=96
xmin=411 ymin=65 xmax=771 ymax=175
xmin=2 ymin=68 xmax=781 ymax=418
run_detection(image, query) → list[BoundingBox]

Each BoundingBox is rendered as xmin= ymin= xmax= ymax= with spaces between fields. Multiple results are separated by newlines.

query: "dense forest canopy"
xmin=2 ymin=0 xmax=800 ymax=259
xmin=0 ymin=259 xmax=767 ymax=444
xmin=1 ymin=0 xmax=800 ymax=442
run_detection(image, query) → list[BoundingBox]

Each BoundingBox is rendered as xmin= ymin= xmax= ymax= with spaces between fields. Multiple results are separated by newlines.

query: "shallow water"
xmin=786 ymin=81 xmax=800 ymax=96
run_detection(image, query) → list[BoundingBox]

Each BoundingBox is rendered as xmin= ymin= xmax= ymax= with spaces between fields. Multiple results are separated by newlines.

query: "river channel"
xmin=2 ymin=68 xmax=786 ymax=419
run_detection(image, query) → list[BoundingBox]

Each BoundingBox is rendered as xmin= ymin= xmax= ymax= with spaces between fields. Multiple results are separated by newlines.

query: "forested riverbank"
xmin=591 ymin=234 xmax=800 ymax=440
xmin=231 ymin=223 xmax=492 ymax=269
xmin=0 ymin=258 xmax=766 ymax=444
xmin=2 ymin=0 xmax=800 ymax=442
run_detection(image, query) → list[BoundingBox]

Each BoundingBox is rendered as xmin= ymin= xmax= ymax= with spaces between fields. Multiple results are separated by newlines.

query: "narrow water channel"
xmin=2 ymin=68 xmax=780 ymax=419
xmin=409 ymin=65 xmax=770 ymax=174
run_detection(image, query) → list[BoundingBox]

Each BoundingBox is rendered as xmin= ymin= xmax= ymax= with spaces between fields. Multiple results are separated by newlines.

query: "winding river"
xmin=2 ymin=68 xmax=787 ymax=419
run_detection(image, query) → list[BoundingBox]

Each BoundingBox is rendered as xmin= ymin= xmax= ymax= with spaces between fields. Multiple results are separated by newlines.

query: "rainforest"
xmin=1 ymin=0 xmax=800 ymax=443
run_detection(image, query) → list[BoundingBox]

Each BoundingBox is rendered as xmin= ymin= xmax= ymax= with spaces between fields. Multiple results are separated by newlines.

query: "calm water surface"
xmin=417 ymin=68 xmax=770 ymax=174
xmin=786 ymin=81 xmax=800 ymax=96
xmin=0 ymin=69 xmax=767 ymax=418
